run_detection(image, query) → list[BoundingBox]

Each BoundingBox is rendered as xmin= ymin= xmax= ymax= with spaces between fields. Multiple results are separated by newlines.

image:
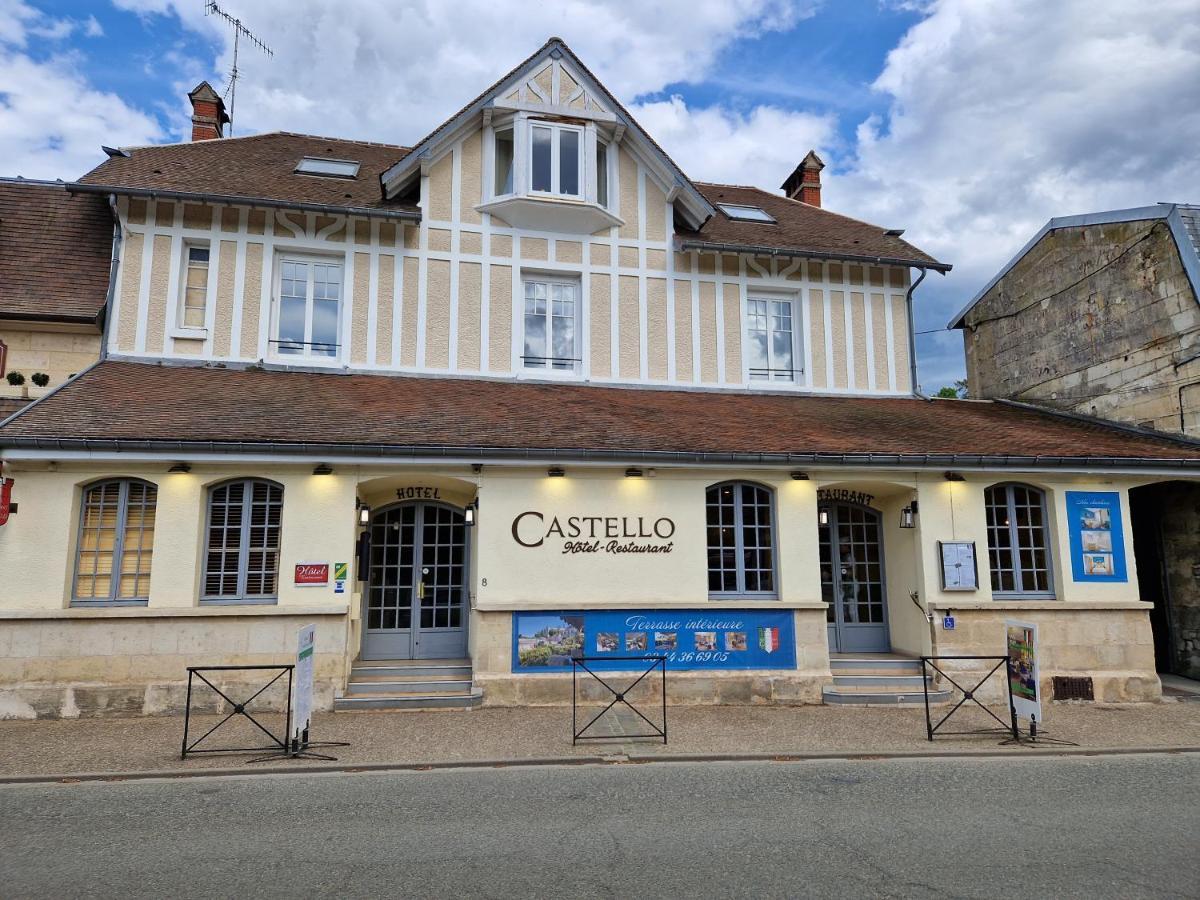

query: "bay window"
xmin=274 ymin=256 xmax=342 ymax=359
xmin=523 ymin=276 xmax=578 ymax=372
xmin=494 ymin=127 xmax=515 ymax=195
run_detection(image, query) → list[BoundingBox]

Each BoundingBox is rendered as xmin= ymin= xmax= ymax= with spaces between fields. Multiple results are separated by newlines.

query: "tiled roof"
xmin=685 ymin=183 xmax=947 ymax=271
xmin=3 ymin=361 xmax=1198 ymax=466
xmin=1179 ymin=205 xmax=1200 ymax=261
xmin=75 ymin=132 xmax=418 ymax=216
xmin=0 ymin=180 xmax=113 ymax=323
xmin=0 ymin=398 xmax=29 ymax=420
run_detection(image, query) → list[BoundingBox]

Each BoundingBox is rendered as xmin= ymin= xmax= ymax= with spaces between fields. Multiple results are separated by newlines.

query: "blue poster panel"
xmin=1065 ymin=491 xmax=1127 ymax=582
xmin=512 ymin=609 xmax=797 ymax=672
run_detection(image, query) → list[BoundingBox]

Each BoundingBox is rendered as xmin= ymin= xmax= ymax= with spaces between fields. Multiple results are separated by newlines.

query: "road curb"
xmin=1 ymin=745 xmax=1198 ymax=785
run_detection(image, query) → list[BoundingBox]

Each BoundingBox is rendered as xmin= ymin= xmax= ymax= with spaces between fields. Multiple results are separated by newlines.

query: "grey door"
xmin=361 ymin=502 xmax=469 ymax=661
xmin=819 ymin=503 xmax=890 ymax=653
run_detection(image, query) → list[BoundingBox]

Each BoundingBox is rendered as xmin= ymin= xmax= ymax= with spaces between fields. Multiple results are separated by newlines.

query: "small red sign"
xmin=0 ymin=478 xmax=12 ymax=527
xmin=0 ymin=339 xmax=7 ymax=378
xmin=294 ymin=563 xmax=329 ymax=586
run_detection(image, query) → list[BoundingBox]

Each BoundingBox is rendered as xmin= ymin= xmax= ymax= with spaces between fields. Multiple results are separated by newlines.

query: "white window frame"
xmin=269 ymin=252 xmax=346 ymax=364
xmin=172 ymin=241 xmax=212 ymax=337
xmin=520 ymin=273 xmax=583 ymax=377
xmin=744 ymin=293 xmax=804 ymax=385
xmin=527 ymin=120 xmax=585 ymax=200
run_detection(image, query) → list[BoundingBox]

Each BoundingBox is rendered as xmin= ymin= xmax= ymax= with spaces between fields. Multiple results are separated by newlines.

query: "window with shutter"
xmin=73 ymin=479 xmax=157 ymax=605
xmin=202 ymin=479 xmax=283 ymax=603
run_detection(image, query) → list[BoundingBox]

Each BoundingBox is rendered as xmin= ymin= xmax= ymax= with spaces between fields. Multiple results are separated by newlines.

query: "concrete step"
xmin=350 ymin=662 xmax=473 ymax=679
xmin=831 ymin=674 xmax=932 ymax=689
xmin=822 ymin=685 xmax=951 ymax=706
xmin=345 ymin=678 xmax=475 ymax=695
xmin=830 ymin=657 xmax=923 ymax=675
xmin=334 ymin=687 xmax=484 ymax=711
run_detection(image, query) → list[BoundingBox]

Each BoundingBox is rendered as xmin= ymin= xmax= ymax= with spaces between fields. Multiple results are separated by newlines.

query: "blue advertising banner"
xmin=512 ymin=609 xmax=797 ymax=672
xmin=1065 ymin=491 xmax=1127 ymax=582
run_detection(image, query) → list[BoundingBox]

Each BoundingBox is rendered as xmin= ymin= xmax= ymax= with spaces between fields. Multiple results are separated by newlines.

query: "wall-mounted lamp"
xmin=464 ymin=499 xmax=477 ymax=526
xmin=547 ymin=466 xmax=566 ymax=477
xmin=818 ymin=508 xmax=829 ymax=527
xmin=624 ymin=467 xmax=644 ymax=478
xmin=900 ymin=500 xmax=919 ymax=529
xmin=313 ymin=463 xmax=333 ymax=476
xmin=358 ymin=503 xmax=371 ymax=526
xmin=944 ymin=471 xmax=965 ymax=482
xmin=790 ymin=471 xmax=810 ymax=481
xmin=168 ymin=462 xmax=192 ymax=474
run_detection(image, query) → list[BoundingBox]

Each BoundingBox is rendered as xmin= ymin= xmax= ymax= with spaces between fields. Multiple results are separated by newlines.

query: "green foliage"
xmin=30 ymin=372 xmax=49 ymax=388
xmin=934 ymin=385 xmax=960 ymax=398
xmin=5 ymin=371 xmax=24 ymax=386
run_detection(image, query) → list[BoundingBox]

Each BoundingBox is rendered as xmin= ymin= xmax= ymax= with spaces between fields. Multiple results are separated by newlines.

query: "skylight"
xmin=295 ymin=157 xmax=360 ymax=178
xmin=717 ymin=203 xmax=775 ymax=223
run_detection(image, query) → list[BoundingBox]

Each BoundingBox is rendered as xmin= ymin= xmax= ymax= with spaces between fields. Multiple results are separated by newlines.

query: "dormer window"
xmin=718 ymin=203 xmax=775 ymax=223
xmin=295 ymin=157 xmax=360 ymax=178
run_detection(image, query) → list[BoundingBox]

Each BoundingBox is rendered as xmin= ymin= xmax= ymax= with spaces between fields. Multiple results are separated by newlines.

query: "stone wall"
xmin=962 ymin=219 xmax=1200 ymax=436
xmin=1157 ymin=483 xmax=1200 ymax=678
xmin=0 ymin=327 xmax=102 ymax=400
xmin=927 ymin=602 xmax=1160 ymax=703
xmin=0 ymin=610 xmax=349 ymax=719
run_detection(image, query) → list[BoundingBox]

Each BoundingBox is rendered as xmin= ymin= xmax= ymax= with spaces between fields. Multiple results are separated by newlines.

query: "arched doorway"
xmin=819 ymin=501 xmax=890 ymax=653
xmin=361 ymin=501 xmax=469 ymax=660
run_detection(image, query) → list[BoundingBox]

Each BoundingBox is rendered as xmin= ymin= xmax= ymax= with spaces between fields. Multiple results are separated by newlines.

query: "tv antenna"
xmin=204 ymin=1 xmax=273 ymax=136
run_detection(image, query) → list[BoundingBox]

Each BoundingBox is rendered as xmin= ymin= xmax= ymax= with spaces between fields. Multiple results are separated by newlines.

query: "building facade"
xmin=950 ymin=205 xmax=1200 ymax=681
xmin=2 ymin=40 xmax=1199 ymax=718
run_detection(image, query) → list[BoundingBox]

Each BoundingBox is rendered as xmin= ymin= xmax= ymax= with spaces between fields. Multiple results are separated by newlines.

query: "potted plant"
xmin=31 ymin=372 xmax=49 ymax=388
xmin=6 ymin=370 xmax=26 ymax=399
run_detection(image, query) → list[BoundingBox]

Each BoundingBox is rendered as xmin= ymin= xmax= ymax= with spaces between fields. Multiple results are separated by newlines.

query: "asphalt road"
xmin=1 ymin=754 xmax=1198 ymax=899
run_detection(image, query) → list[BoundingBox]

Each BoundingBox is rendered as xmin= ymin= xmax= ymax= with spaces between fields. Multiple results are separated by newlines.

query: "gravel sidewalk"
xmin=1 ymin=698 xmax=1199 ymax=779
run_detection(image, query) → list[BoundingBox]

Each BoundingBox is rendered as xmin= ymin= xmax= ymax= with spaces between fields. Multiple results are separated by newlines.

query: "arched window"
xmin=985 ymin=483 xmax=1054 ymax=598
xmin=73 ymin=479 xmax=157 ymax=605
xmin=202 ymin=479 xmax=283 ymax=603
xmin=706 ymin=481 xmax=777 ymax=598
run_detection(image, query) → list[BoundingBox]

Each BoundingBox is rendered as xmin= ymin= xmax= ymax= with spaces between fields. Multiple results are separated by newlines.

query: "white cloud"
xmin=112 ymin=0 xmax=815 ymax=142
xmin=0 ymin=2 xmax=162 ymax=179
xmin=828 ymin=0 xmax=1200 ymax=389
xmin=631 ymin=95 xmax=836 ymax=188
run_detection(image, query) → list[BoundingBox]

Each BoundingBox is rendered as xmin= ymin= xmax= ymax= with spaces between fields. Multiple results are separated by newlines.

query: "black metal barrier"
xmin=572 ymin=656 xmax=667 ymax=745
xmin=920 ymin=655 xmax=1018 ymax=742
xmin=181 ymin=664 xmax=293 ymax=758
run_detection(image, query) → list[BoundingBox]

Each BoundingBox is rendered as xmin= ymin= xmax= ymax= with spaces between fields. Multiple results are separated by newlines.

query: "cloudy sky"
xmin=3 ymin=0 xmax=1198 ymax=390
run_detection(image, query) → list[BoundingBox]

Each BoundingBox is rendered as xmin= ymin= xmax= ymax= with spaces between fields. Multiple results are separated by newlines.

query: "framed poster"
xmin=938 ymin=541 xmax=978 ymax=591
xmin=1065 ymin=491 xmax=1127 ymax=582
xmin=512 ymin=609 xmax=796 ymax=673
xmin=1006 ymin=620 xmax=1041 ymax=723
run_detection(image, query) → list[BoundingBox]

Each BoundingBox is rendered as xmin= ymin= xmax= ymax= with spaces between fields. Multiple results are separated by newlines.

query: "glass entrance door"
xmin=819 ymin=503 xmax=890 ymax=653
xmin=362 ymin=502 xmax=468 ymax=660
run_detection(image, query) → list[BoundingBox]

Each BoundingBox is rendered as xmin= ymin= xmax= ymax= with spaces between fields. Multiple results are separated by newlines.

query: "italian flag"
xmin=758 ymin=627 xmax=780 ymax=654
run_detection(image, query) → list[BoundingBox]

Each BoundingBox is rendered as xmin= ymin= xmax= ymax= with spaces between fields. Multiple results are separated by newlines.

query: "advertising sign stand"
xmin=1001 ymin=621 xmax=1076 ymax=746
xmin=248 ymin=625 xmax=349 ymax=763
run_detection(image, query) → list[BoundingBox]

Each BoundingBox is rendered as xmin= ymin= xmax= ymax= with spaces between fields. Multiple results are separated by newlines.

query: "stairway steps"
xmin=350 ymin=664 xmax=472 ymax=679
xmin=345 ymin=678 xmax=474 ymax=695
xmin=826 ymin=655 xmax=944 ymax=706
xmin=822 ymin=687 xmax=951 ymax=706
xmin=334 ymin=688 xmax=483 ymax=711
xmin=831 ymin=674 xmax=931 ymax=688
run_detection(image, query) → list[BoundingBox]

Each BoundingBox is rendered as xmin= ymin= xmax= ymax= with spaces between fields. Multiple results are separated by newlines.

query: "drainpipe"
xmin=905 ymin=267 xmax=928 ymax=398
xmin=100 ymin=193 xmax=123 ymax=362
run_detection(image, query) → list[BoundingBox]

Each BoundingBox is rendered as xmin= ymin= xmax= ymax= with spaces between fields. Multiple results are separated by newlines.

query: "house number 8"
xmin=481 ymin=578 xmax=488 ymax=587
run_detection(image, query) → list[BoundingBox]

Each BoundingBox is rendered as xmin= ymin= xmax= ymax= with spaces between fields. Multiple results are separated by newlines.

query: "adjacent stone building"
xmin=950 ymin=204 xmax=1200 ymax=680
xmin=0 ymin=179 xmax=113 ymax=417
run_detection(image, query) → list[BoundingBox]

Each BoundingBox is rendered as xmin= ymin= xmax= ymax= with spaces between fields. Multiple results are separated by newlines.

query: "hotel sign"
xmin=511 ymin=511 xmax=676 ymax=555
xmin=294 ymin=562 xmax=330 ymax=586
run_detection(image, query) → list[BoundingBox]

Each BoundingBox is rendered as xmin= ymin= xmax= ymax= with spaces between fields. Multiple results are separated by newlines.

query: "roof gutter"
xmin=677 ymin=238 xmax=952 ymax=273
xmin=66 ymin=183 xmax=422 ymax=223
xmin=1 ymin=436 xmax=1197 ymax=471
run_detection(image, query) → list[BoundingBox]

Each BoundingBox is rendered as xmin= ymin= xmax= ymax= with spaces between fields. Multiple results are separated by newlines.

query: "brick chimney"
xmin=781 ymin=150 xmax=825 ymax=207
xmin=188 ymin=81 xmax=229 ymax=141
